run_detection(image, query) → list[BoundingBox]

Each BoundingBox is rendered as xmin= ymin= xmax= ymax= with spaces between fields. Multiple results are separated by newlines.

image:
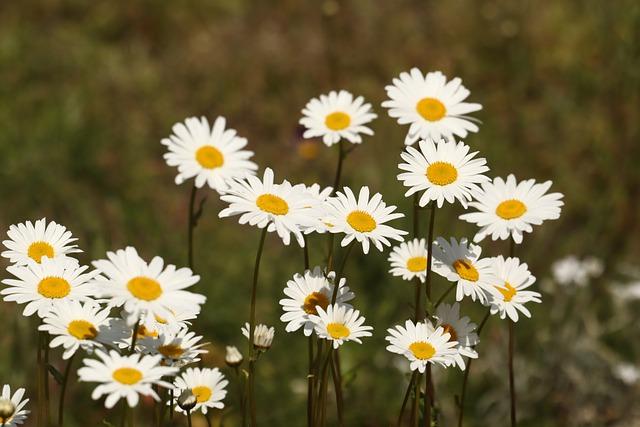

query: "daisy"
xmin=172 ymin=367 xmax=228 ymax=414
xmin=385 ymin=320 xmax=459 ymax=372
xmin=434 ymin=303 xmax=479 ymax=369
xmin=161 ymin=116 xmax=258 ymax=192
xmin=138 ymin=328 xmax=207 ymax=367
xmin=0 ymin=384 xmax=29 ymax=426
xmin=311 ymin=304 xmax=373 ymax=349
xmin=388 ymin=238 xmax=430 ymax=282
xmin=301 ymin=183 xmax=334 ymax=234
xmin=241 ymin=323 xmax=275 ymax=351
xmin=2 ymin=218 xmax=81 ymax=265
xmin=397 ymin=139 xmax=490 ymax=208
xmin=2 ymin=257 xmax=97 ymax=318
xmin=459 ymin=174 xmax=564 ymax=244
xmin=382 ymin=68 xmax=482 ymax=145
xmin=299 ymin=90 xmax=377 ymax=146
xmin=91 ymin=246 xmax=206 ymax=326
xmin=324 ymin=186 xmax=407 ymax=254
xmin=488 ymin=256 xmax=541 ymax=322
xmin=219 ymin=168 xmax=318 ymax=246
xmin=431 ymin=237 xmax=496 ymax=304
xmin=279 ymin=267 xmax=354 ymax=336
xmin=78 ymin=350 xmax=177 ymax=408
xmin=39 ymin=300 xmax=128 ymax=359
xmin=225 ymin=346 xmax=243 ymax=367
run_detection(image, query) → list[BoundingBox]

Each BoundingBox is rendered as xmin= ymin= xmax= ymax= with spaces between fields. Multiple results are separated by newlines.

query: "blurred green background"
xmin=1 ymin=0 xmax=639 ymax=426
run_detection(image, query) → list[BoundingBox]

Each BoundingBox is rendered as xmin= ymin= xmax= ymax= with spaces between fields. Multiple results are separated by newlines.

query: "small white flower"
xmin=311 ymin=304 xmax=373 ymax=349
xmin=242 ymin=323 xmax=275 ymax=350
xmin=301 ymin=184 xmax=334 ymax=234
xmin=488 ymin=256 xmax=541 ymax=322
xmin=225 ymin=346 xmax=243 ymax=367
xmin=388 ymin=238 xmax=430 ymax=282
xmin=138 ymin=328 xmax=208 ymax=368
xmin=614 ymin=363 xmax=640 ymax=385
xmin=434 ymin=303 xmax=479 ymax=369
xmin=551 ymin=255 xmax=603 ymax=287
xmin=0 ymin=384 xmax=29 ymax=426
xmin=172 ymin=367 xmax=229 ymax=414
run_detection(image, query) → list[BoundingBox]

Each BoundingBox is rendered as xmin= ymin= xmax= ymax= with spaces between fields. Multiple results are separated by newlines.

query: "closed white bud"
xmin=241 ymin=323 xmax=275 ymax=351
xmin=225 ymin=345 xmax=243 ymax=367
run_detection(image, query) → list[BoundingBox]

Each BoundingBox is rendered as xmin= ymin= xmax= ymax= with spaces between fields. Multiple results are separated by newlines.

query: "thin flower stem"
xmin=187 ymin=409 xmax=193 ymax=427
xmin=44 ymin=331 xmax=50 ymax=424
xmin=315 ymin=346 xmax=333 ymax=427
xmin=412 ymin=195 xmax=422 ymax=321
xmin=120 ymin=401 xmax=127 ymax=427
xmin=58 ymin=352 xmax=77 ymax=427
xmin=329 ymin=353 xmax=344 ymax=426
xmin=331 ymin=141 xmax=345 ymax=196
xmin=424 ymin=202 xmax=436 ymax=311
xmin=423 ymin=203 xmax=436 ymax=425
xmin=508 ymin=320 xmax=516 ymax=427
xmin=128 ymin=319 xmax=141 ymax=355
xmin=204 ymin=413 xmax=212 ymax=427
xmin=396 ymin=371 xmax=417 ymax=427
xmin=412 ymin=372 xmax=421 ymax=427
xmin=303 ymin=236 xmax=310 ymax=270
xmin=187 ymin=184 xmax=198 ymax=271
xmin=37 ymin=330 xmax=44 ymax=426
xmin=330 ymin=241 xmax=355 ymax=304
xmin=307 ymin=336 xmax=315 ymax=427
xmin=248 ymin=226 xmax=269 ymax=427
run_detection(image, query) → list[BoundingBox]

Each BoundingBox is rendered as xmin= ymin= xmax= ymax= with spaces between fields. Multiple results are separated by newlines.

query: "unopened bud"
xmin=177 ymin=389 xmax=197 ymax=412
xmin=225 ymin=345 xmax=243 ymax=367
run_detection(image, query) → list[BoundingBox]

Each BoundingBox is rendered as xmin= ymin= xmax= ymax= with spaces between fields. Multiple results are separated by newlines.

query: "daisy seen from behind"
xmin=0 ymin=384 xmax=29 ymax=426
xmin=241 ymin=323 xmax=275 ymax=351
xmin=77 ymin=350 xmax=177 ymax=408
xmin=434 ymin=303 xmax=479 ymax=369
xmin=301 ymin=183 xmax=333 ymax=234
xmin=311 ymin=304 xmax=373 ymax=349
xmin=2 ymin=218 xmax=80 ymax=266
xmin=300 ymin=90 xmax=377 ymax=146
xmin=138 ymin=328 xmax=208 ymax=367
xmin=388 ymin=238 xmax=430 ymax=282
xmin=459 ymin=174 xmax=564 ymax=244
xmin=382 ymin=68 xmax=482 ymax=145
xmin=324 ymin=186 xmax=407 ymax=254
xmin=161 ymin=116 xmax=257 ymax=192
xmin=488 ymin=256 xmax=541 ymax=322
xmin=397 ymin=138 xmax=490 ymax=208
xmin=172 ymin=367 xmax=228 ymax=414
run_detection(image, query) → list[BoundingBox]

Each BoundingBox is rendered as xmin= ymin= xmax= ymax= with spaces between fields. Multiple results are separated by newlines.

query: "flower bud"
xmin=177 ymin=389 xmax=197 ymax=412
xmin=225 ymin=345 xmax=243 ymax=367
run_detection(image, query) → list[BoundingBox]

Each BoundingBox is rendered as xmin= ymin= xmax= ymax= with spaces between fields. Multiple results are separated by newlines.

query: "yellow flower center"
xmin=195 ymin=146 xmax=224 ymax=169
xmin=28 ymin=241 xmax=55 ymax=263
xmin=416 ymin=97 xmax=447 ymax=121
xmin=302 ymin=291 xmax=330 ymax=315
xmin=192 ymin=385 xmax=212 ymax=403
xmin=127 ymin=276 xmax=163 ymax=301
xmin=325 ymin=112 xmax=351 ymax=131
xmin=136 ymin=325 xmax=159 ymax=339
xmin=256 ymin=194 xmax=289 ymax=215
xmin=441 ymin=323 xmax=458 ymax=342
xmin=495 ymin=199 xmax=527 ymax=220
xmin=452 ymin=259 xmax=479 ymax=282
xmin=37 ymin=277 xmax=71 ymax=299
xmin=426 ymin=162 xmax=458 ymax=186
xmin=67 ymin=320 xmax=98 ymax=340
xmin=326 ymin=322 xmax=350 ymax=339
xmin=409 ymin=341 xmax=436 ymax=360
xmin=406 ymin=256 xmax=428 ymax=273
xmin=495 ymin=282 xmax=517 ymax=302
xmin=158 ymin=344 xmax=184 ymax=359
xmin=112 ymin=367 xmax=143 ymax=385
xmin=346 ymin=210 xmax=376 ymax=233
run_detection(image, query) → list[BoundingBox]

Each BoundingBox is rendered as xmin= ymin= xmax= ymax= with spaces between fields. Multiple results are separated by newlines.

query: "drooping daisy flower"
xmin=161 ymin=116 xmax=258 ymax=192
xmin=382 ymin=68 xmax=482 ymax=145
xmin=388 ymin=238 xmax=430 ymax=282
xmin=78 ymin=350 xmax=177 ymax=408
xmin=324 ymin=186 xmax=407 ymax=254
xmin=301 ymin=184 xmax=334 ymax=234
xmin=91 ymin=246 xmax=206 ymax=326
xmin=434 ymin=303 xmax=479 ymax=369
xmin=279 ymin=267 xmax=354 ymax=336
xmin=2 ymin=258 xmax=97 ymax=318
xmin=39 ymin=300 xmax=128 ymax=359
xmin=241 ymin=323 xmax=275 ymax=351
xmin=0 ymin=384 xmax=29 ymax=426
xmin=2 ymin=218 xmax=81 ymax=265
xmin=385 ymin=320 xmax=459 ymax=372
xmin=459 ymin=174 xmax=564 ymax=244
xmin=311 ymin=304 xmax=373 ymax=349
xmin=172 ymin=367 xmax=228 ymax=414
xmin=397 ymin=139 xmax=490 ymax=208
xmin=431 ymin=237 xmax=495 ymax=304
xmin=488 ymin=256 xmax=541 ymax=322
xmin=299 ymin=90 xmax=377 ymax=147
xmin=219 ymin=168 xmax=318 ymax=246
xmin=138 ymin=328 xmax=207 ymax=367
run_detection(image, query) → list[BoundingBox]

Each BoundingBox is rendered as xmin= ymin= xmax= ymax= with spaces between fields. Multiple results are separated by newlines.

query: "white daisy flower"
xmin=78 ymin=350 xmax=177 ymax=408
xmin=172 ymin=367 xmax=228 ymax=414
xmin=397 ymin=139 xmax=490 ymax=208
xmin=2 ymin=218 xmax=81 ymax=265
xmin=551 ymin=255 xmax=603 ymax=287
xmin=219 ymin=168 xmax=318 ymax=246
xmin=241 ymin=323 xmax=275 ymax=351
xmin=431 ymin=237 xmax=495 ymax=304
xmin=39 ymin=300 xmax=128 ymax=360
xmin=91 ymin=246 xmax=206 ymax=326
xmin=385 ymin=320 xmax=459 ymax=372
xmin=388 ymin=238 xmax=430 ymax=282
xmin=434 ymin=303 xmax=479 ymax=369
xmin=279 ymin=267 xmax=354 ymax=336
xmin=138 ymin=328 xmax=207 ymax=367
xmin=459 ymin=174 xmax=564 ymax=244
xmin=0 ymin=384 xmax=29 ymax=426
xmin=382 ymin=68 xmax=482 ymax=145
xmin=1 ymin=258 xmax=97 ymax=318
xmin=299 ymin=90 xmax=377 ymax=147
xmin=324 ymin=186 xmax=407 ymax=254
xmin=301 ymin=184 xmax=334 ymax=234
xmin=311 ymin=304 xmax=373 ymax=349
xmin=225 ymin=346 xmax=243 ymax=367
xmin=488 ymin=256 xmax=541 ymax=322
xmin=161 ymin=116 xmax=258 ymax=192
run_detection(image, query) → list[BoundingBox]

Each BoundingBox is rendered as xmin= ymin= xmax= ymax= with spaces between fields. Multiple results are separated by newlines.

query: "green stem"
xmin=315 ymin=346 xmax=333 ymax=427
xmin=423 ymin=204 xmax=436 ymax=423
xmin=187 ymin=184 xmax=198 ymax=270
xmin=412 ymin=195 xmax=422 ymax=321
xmin=187 ymin=409 xmax=193 ymax=427
xmin=411 ymin=372 xmax=421 ymax=427
xmin=128 ymin=319 xmax=141 ymax=355
xmin=330 ymin=352 xmax=344 ymax=426
xmin=330 ymin=241 xmax=355 ymax=304
xmin=509 ymin=321 xmax=516 ymax=427
xmin=396 ymin=372 xmax=417 ymax=427
xmin=307 ymin=337 xmax=315 ymax=427
xmin=331 ymin=141 xmax=345 ymax=196
xmin=44 ymin=332 xmax=50 ymax=425
xmin=58 ymin=352 xmax=77 ymax=427
xmin=37 ymin=330 xmax=44 ymax=426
